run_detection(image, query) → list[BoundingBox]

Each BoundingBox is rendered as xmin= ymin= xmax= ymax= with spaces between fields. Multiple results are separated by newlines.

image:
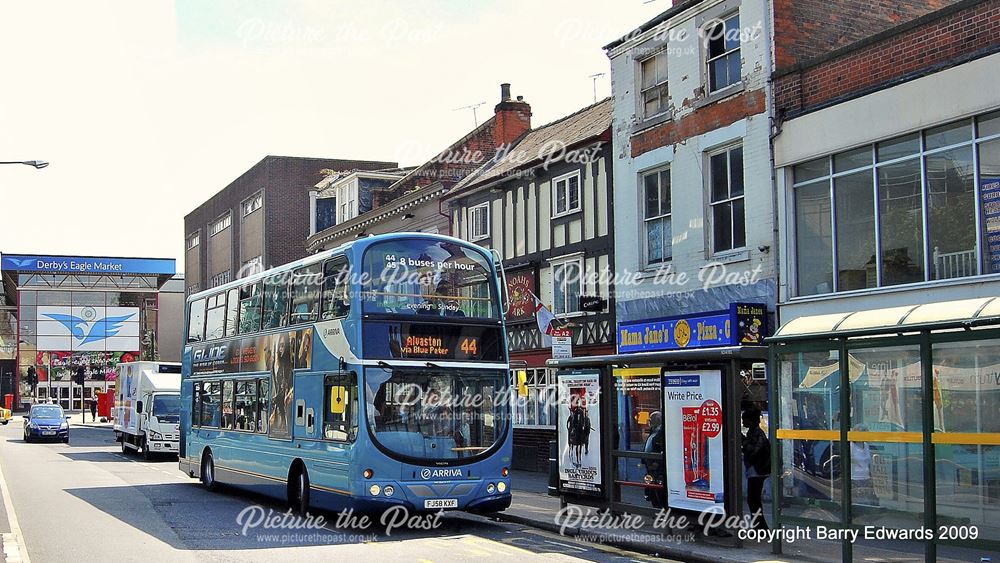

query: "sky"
xmin=0 ymin=0 xmax=667 ymax=271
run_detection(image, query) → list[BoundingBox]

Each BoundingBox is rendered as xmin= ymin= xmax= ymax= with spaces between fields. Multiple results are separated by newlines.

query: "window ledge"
xmin=551 ymin=208 xmax=582 ymax=220
xmin=788 ymin=272 xmax=1000 ymax=303
xmin=471 ymin=234 xmax=490 ymax=243
xmin=707 ymin=249 xmax=749 ymax=265
xmin=630 ymin=111 xmax=674 ymax=136
xmin=695 ymin=82 xmax=745 ymax=110
xmin=638 ymin=262 xmax=674 ymax=280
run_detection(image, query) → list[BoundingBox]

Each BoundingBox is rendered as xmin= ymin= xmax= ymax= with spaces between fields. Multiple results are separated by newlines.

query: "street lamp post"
xmin=0 ymin=160 xmax=48 ymax=169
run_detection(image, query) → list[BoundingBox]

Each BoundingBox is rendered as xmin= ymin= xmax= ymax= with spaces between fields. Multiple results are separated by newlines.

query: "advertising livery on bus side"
xmin=179 ymin=233 xmax=512 ymax=514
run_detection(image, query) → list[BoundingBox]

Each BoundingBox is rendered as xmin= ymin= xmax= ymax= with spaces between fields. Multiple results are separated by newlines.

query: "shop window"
xmin=513 ymin=369 xmax=556 ymax=427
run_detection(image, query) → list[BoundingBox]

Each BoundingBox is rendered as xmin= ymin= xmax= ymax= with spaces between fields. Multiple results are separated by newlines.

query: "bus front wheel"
xmin=201 ymin=451 xmax=218 ymax=492
xmin=288 ymin=465 xmax=310 ymax=515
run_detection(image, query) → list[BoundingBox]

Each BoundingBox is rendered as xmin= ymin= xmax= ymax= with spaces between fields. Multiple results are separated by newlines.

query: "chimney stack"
xmin=493 ymin=82 xmax=531 ymax=148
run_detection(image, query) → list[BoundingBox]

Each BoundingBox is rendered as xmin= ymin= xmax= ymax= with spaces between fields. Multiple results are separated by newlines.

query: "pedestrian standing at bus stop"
xmin=741 ymin=408 xmax=770 ymax=530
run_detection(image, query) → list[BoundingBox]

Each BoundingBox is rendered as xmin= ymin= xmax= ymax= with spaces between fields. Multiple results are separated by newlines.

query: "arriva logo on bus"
xmin=420 ymin=468 xmax=463 ymax=479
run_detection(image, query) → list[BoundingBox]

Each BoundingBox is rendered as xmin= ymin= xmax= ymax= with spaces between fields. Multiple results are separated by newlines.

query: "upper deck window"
xmin=362 ymin=238 xmax=498 ymax=319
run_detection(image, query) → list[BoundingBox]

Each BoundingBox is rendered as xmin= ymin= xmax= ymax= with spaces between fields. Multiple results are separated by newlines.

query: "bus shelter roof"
xmin=770 ymin=296 xmax=1000 ymax=343
xmin=545 ymin=345 xmax=768 ymax=369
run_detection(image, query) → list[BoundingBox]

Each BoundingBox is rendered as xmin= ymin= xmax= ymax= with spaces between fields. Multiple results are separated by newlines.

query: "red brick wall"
xmin=773 ymin=0 xmax=959 ymax=71
xmin=630 ymin=90 xmax=766 ymax=158
xmin=774 ymin=0 xmax=1000 ymax=118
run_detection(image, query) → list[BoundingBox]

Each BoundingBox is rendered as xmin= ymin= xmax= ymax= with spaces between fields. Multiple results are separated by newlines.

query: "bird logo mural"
xmin=43 ymin=308 xmax=136 ymax=346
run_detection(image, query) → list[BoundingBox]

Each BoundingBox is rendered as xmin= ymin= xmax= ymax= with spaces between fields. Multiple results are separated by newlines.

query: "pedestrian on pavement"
xmin=741 ymin=408 xmax=770 ymax=530
xmin=90 ymin=398 xmax=97 ymax=422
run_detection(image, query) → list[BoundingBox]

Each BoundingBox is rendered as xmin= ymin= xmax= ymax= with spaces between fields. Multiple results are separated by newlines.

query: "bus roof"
xmin=186 ymin=231 xmax=496 ymax=302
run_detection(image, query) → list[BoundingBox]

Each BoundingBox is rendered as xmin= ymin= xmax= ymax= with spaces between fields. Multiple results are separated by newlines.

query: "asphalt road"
xmin=0 ymin=422 xmax=664 ymax=563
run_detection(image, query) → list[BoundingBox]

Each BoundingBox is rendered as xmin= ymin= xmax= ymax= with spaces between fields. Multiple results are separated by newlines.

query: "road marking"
xmin=0 ymin=452 xmax=30 ymax=563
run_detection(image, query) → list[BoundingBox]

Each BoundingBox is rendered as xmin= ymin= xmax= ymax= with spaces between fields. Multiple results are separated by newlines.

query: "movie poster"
xmin=663 ymin=370 xmax=725 ymax=513
xmin=558 ymin=370 xmax=602 ymax=494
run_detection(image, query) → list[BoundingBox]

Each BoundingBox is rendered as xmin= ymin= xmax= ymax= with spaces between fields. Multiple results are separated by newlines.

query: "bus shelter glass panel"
xmin=612 ymin=368 xmax=664 ymax=509
xmin=847 ymin=345 xmax=925 ymax=528
xmin=776 ymin=349 xmax=842 ymax=521
xmin=931 ymin=340 xmax=1000 ymax=542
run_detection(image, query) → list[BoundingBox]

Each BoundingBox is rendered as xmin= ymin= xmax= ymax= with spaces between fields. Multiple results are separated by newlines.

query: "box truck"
xmin=114 ymin=361 xmax=181 ymax=459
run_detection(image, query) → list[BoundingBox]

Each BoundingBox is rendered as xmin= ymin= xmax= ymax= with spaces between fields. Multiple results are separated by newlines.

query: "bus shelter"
xmin=768 ymin=297 xmax=1000 ymax=561
xmin=546 ymin=345 xmax=769 ymax=532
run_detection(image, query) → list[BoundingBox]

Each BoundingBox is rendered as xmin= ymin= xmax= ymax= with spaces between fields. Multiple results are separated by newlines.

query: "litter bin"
xmin=3 ymin=394 xmax=12 ymax=411
xmin=548 ymin=440 xmax=559 ymax=496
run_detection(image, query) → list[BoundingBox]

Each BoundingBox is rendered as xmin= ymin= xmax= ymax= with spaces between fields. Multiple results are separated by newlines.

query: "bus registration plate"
xmin=424 ymin=499 xmax=457 ymax=509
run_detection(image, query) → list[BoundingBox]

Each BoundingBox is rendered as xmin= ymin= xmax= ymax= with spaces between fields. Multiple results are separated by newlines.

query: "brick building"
xmin=184 ymin=155 xmax=396 ymax=293
xmin=770 ymin=0 xmax=1000 ymax=559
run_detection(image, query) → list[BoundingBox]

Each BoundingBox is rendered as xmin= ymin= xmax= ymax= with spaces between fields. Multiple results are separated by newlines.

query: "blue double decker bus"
xmin=179 ymin=233 xmax=512 ymax=514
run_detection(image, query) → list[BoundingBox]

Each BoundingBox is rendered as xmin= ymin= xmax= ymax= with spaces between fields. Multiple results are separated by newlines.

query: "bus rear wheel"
xmin=289 ymin=466 xmax=310 ymax=515
xmin=201 ymin=451 xmax=218 ymax=491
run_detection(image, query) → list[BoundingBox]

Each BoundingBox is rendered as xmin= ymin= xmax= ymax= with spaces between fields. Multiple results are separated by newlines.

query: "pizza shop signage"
xmin=617 ymin=303 xmax=768 ymax=353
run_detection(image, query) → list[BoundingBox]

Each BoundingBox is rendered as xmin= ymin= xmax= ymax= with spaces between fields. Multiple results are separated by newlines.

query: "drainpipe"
xmin=438 ymin=196 xmax=452 ymax=237
xmin=764 ymin=0 xmax=781 ymax=323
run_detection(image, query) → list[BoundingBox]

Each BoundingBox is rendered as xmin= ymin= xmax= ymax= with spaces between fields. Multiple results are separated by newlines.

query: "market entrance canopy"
xmin=770 ymin=297 xmax=1000 ymax=342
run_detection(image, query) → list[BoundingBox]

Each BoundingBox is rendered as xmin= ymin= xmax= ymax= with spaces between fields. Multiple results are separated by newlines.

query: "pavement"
xmin=501 ymin=470 xmax=996 ymax=563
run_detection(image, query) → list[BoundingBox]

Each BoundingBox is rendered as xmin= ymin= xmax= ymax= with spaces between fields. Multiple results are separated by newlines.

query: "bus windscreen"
xmin=362 ymin=239 xmax=497 ymax=318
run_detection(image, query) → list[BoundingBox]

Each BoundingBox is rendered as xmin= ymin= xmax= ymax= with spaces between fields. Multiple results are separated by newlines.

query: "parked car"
xmin=23 ymin=403 xmax=70 ymax=443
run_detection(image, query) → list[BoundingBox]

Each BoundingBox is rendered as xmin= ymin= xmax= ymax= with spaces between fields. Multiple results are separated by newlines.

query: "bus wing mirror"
xmin=330 ymin=386 xmax=347 ymax=415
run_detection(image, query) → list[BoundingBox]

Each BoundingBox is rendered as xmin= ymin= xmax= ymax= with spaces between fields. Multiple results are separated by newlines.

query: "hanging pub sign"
xmin=505 ymin=269 xmax=536 ymax=322
xmin=617 ymin=303 xmax=768 ymax=353
xmin=579 ymin=295 xmax=607 ymax=313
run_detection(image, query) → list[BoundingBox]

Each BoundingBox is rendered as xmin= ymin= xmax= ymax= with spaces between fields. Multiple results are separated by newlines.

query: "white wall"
xmin=608 ymin=0 xmax=776 ymax=324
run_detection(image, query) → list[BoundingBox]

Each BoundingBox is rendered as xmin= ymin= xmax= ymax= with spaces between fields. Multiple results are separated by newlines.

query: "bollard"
xmin=548 ymin=440 xmax=559 ymax=496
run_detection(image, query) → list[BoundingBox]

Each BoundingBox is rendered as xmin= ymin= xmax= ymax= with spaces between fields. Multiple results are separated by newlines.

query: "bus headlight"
xmin=369 ymin=484 xmax=381 ymax=496
xmin=383 ymin=485 xmax=394 ymax=497
xmin=486 ymin=483 xmax=495 ymax=494
xmin=497 ymin=482 xmax=507 ymax=493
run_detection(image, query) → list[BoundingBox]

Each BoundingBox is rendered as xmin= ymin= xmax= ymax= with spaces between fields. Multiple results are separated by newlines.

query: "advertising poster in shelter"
xmin=558 ymin=370 xmax=602 ymax=494
xmin=663 ymin=370 xmax=725 ymax=513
